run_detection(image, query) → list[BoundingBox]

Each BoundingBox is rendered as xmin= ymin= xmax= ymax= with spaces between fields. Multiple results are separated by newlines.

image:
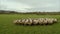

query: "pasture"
xmin=0 ymin=14 xmax=60 ymax=34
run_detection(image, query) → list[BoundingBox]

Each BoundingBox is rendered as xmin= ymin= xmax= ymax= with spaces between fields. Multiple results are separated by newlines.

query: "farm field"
xmin=0 ymin=14 xmax=60 ymax=34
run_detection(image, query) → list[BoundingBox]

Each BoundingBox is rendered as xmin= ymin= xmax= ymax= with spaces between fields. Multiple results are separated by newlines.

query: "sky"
xmin=0 ymin=0 xmax=60 ymax=12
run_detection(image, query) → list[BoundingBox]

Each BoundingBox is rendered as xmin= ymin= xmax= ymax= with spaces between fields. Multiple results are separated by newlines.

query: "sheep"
xmin=47 ymin=19 xmax=53 ymax=24
xmin=38 ymin=19 xmax=43 ymax=25
xmin=13 ymin=18 xmax=57 ymax=25
xmin=13 ymin=20 xmax=21 ymax=25
xmin=21 ymin=19 xmax=26 ymax=25
xmin=28 ymin=18 xmax=33 ymax=25
xmin=32 ymin=19 xmax=39 ymax=25
xmin=13 ymin=20 xmax=18 ymax=24
xmin=24 ymin=19 xmax=29 ymax=25
xmin=43 ymin=19 xmax=48 ymax=25
xmin=17 ymin=19 xmax=23 ymax=25
xmin=23 ymin=18 xmax=33 ymax=25
xmin=53 ymin=19 xmax=57 ymax=23
xmin=39 ymin=18 xmax=46 ymax=24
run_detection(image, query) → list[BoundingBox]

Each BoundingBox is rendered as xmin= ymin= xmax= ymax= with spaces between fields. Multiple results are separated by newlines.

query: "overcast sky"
xmin=0 ymin=0 xmax=60 ymax=12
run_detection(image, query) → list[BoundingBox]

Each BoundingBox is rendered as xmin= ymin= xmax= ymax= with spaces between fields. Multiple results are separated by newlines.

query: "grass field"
xmin=0 ymin=14 xmax=60 ymax=34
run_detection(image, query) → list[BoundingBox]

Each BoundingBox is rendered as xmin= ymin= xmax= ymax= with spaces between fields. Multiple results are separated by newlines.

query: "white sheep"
xmin=53 ymin=19 xmax=57 ymax=23
xmin=20 ymin=19 xmax=25 ymax=24
xmin=13 ymin=18 xmax=57 ymax=25
xmin=13 ymin=20 xmax=21 ymax=24
xmin=38 ymin=19 xmax=43 ymax=25
xmin=17 ymin=19 xmax=23 ymax=25
xmin=40 ymin=18 xmax=45 ymax=24
xmin=47 ymin=19 xmax=53 ymax=24
xmin=43 ymin=19 xmax=48 ymax=24
xmin=28 ymin=18 xmax=33 ymax=25
xmin=24 ymin=18 xmax=32 ymax=25
xmin=32 ymin=19 xmax=39 ymax=25
xmin=24 ymin=19 xmax=29 ymax=25
xmin=13 ymin=20 xmax=18 ymax=24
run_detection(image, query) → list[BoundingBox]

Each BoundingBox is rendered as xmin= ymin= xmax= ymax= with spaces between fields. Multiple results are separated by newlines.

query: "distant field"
xmin=0 ymin=14 xmax=60 ymax=34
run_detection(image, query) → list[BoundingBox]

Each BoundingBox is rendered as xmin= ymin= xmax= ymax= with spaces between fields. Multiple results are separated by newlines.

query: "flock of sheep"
xmin=13 ymin=18 xmax=57 ymax=25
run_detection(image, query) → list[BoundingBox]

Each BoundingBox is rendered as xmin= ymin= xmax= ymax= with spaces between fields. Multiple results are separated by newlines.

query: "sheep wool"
xmin=13 ymin=18 xmax=57 ymax=25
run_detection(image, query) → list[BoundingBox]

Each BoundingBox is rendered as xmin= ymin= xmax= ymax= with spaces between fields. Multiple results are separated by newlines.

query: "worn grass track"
xmin=0 ymin=14 xmax=60 ymax=34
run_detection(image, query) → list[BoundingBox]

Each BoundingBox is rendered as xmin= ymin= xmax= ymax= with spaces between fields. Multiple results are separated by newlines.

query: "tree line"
xmin=0 ymin=10 xmax=60 ymax=15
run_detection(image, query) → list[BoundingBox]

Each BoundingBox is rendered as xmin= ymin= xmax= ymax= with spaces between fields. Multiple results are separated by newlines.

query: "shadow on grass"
xmin=14 ymin=23 xmax=56 ymax=26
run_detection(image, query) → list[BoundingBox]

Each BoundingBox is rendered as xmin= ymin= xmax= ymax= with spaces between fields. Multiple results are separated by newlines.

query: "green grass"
xmin=0 ymin=14 xmax=60 ymax=34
